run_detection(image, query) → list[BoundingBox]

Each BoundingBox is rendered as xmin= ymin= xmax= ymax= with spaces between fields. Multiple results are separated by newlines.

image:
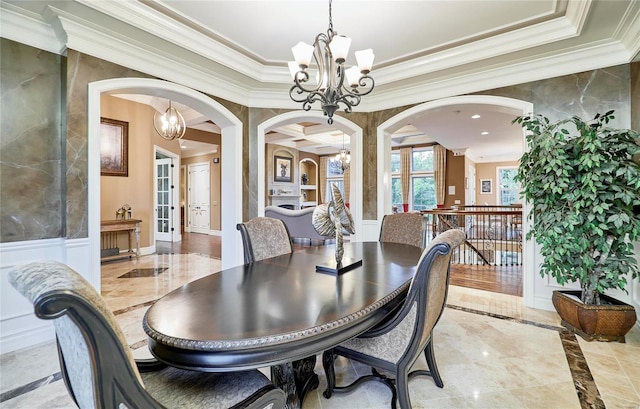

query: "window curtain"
xmin=319 ymin=156 xmax=328 ymax=204
xmin=434 ymin=144 xmax=447 ymax=207
xmin=343 ymin=167 xmax=350 ymax=205
xmin=400 ymin=147 xmax=411 ymax=212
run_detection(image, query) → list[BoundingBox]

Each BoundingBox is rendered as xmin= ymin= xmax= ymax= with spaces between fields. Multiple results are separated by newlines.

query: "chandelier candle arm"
xmin=288 ymin=0 xmax=375 ymax=125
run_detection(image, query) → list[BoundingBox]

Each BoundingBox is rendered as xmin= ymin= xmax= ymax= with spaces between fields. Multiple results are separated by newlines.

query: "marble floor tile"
xmin=2 ymin=253 xmax=639 ymax=409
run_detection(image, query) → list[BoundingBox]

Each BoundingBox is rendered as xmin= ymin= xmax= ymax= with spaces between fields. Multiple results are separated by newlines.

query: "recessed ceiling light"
xmin=471 ymin=114 xmax=481 ymax=119
xmin=481 ymin=131 xmax=489 ymax=135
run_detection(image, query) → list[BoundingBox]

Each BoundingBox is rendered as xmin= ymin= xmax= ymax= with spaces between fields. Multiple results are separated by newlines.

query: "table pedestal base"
xmin=271 ymin=356 xmax=319 ymax=409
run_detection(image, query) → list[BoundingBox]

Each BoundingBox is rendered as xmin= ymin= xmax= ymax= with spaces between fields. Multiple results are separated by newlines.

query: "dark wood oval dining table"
xmin=143 ymin=241 xmax=423 ymax=409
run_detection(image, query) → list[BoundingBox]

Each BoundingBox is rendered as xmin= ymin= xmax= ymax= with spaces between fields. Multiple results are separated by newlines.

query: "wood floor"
xmin=157 ymin=233 xmax=523 ymax=297
xmin=450 ymin=263 xmax=522 ymax=297
xmin=156 ymin=233 xmax=222 ymax=259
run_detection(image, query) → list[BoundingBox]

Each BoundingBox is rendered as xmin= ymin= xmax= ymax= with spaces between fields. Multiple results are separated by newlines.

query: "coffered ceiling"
xmin=2 ymin=0 xmax=638 ymax=162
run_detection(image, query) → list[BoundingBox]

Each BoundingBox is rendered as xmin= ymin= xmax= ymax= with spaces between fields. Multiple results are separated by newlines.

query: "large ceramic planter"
xmin=552 ymin=290 xmax=637 ymax=342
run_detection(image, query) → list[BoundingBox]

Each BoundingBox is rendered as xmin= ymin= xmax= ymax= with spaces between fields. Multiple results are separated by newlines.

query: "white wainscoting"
xmin=0 ymin=237 xmax=92 ymax=353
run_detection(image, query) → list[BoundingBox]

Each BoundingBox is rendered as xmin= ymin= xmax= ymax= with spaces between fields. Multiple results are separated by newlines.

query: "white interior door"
xmin=188 ymin=162 xmax=210 ymax=234
xmin=155 ymin=158 xmax=174 ymax=241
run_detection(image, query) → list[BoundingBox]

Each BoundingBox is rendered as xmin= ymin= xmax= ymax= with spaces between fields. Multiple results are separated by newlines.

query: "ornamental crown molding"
xmin=2 ymin=0 xmax=639 ymax=112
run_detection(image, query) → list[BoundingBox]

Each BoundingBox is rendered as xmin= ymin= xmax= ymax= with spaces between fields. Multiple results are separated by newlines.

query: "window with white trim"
xmin=391 ymin=147 xmax=436 ymax=212
xmin=325 ymin=159 xmax=344 ymax=201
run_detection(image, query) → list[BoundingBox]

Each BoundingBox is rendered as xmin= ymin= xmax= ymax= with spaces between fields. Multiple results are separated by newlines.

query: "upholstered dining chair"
xmin=379 ymin=212 xmax=425 ymax=249
xmin=237 ymin=217 xmax=294 ymax=263
xmin=322 ymin=228 xmax=466 ymax=409
xmin=9 ymin=261 xmax=286 ymax=409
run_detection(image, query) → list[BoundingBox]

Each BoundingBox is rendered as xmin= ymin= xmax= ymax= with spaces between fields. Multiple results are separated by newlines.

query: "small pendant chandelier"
xmin=288 ymin=0 xmax=375 ymax=125
xmin=153 ymin=100 xmax=186 ymax=141
xmin=331 ymin=133 xmax=350 ymax=171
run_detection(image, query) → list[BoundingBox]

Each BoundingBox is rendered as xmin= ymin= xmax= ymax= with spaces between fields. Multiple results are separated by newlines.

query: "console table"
xmin=100 ymin=219 xmax=141 ymax=262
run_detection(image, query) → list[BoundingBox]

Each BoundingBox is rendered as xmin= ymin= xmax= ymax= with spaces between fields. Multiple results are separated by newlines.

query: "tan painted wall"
xmin=100 ymin=95 xmax=183 ymax=249
xmin=443 ymin=151 xmax=466 ymax=207
xmin=101 ymin=96 xmax=152 ymax=249
xmin=474 ymin=160 xmax=519 ymax=205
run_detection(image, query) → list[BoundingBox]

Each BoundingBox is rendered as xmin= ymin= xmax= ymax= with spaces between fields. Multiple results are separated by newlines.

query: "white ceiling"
xmin=3 ymin=0 xmax=638 ymax=162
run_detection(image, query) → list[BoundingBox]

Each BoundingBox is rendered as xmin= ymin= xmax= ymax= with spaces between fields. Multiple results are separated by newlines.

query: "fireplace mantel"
xmin=269 ymin=194 xmax=300 ymax=209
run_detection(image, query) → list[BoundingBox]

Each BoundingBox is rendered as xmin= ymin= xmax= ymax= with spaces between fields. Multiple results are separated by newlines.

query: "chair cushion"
xmin=246 ymin=217 xmax=292 ymax=261
xmin=142 ymin=367 xmax=272 ymax=409
xmin=380 ymin=213 xmax=424 ymax=248
xmin=338 ymin=303 xmax=418 ymax=364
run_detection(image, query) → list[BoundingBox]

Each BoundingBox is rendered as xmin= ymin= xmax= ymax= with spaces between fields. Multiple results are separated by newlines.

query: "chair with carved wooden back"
xmin=322 ymin=229 xmax=466 ymax=409
xmin=237 ymin=217 xmax=294 ymax=263
xmin=9 ymin=261 xmax=285 ymax=409
xmin=379 ymin=212 xmax=425 ymax=249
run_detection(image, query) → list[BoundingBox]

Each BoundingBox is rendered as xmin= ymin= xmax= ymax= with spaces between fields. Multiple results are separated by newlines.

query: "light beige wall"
xmin=474 ymin=160 xmax=519 ymax=205
xmin=100 ymin=95 xmax=181 ymax=249
xmin=100 ymin=95 xmax=153 ymax=248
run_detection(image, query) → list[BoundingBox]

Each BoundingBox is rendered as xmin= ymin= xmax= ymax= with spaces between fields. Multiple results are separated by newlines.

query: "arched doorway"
xmin=376 ymin=95 xmax=538 ymax=307
xmin=87 ymin=78 xmax=244 ymax=288
xmin=256 ymin=112 xmax=364 ymax=241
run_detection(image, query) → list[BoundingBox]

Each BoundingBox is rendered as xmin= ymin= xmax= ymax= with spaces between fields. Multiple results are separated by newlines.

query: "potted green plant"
xmin=514 ymin=110 xmax=640 ymax=342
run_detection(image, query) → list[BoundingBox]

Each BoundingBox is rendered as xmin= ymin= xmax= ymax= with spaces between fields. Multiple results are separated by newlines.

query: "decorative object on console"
xmin=312 ymin=183 xmax=358 ymax=274
xmin=115 ymin=204 xmax=131 ymax=220
xmin=288 ymin=0 xmax=374 ymax=125
xmin=153 ymin=100 xmax=186 ymax=141
xmin=118 ymin=204 xmax=131 ymax=220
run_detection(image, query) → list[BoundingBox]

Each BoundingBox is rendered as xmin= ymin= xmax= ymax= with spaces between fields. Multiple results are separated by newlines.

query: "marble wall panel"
xmin=475 ymin=64 xmax=632 ymax=128
xmin=0 ymin=39 xmax=63 ymax=242
xmin=65 ymin=50 xmax=151 ymax=239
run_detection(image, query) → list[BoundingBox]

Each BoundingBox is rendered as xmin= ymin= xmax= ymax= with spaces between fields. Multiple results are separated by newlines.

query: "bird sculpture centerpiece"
xmin=312 ymin=183 xmax=360 ymax=274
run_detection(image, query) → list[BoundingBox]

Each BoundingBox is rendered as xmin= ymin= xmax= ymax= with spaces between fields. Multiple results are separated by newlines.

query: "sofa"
xmin=264 ymin=206 xmax=331 ymax=245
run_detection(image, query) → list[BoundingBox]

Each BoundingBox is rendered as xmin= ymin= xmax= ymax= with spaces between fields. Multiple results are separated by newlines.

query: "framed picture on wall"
xmin=480 ymin=179 xmax=492 ymax=194
xmin=100 ymin=117 xmax=129 ymax=177
xmin=274 ymin=155 xmax=292 ymax=183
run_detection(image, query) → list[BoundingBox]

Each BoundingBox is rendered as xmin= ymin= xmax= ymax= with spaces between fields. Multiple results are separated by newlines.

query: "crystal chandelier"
xmin=288 ymin=0 xmax=375 ymax=125
xmin=331 ymin=133 xmax=350 ymax=171
xmin=153 ymin=100 xmax=186 ymax=141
